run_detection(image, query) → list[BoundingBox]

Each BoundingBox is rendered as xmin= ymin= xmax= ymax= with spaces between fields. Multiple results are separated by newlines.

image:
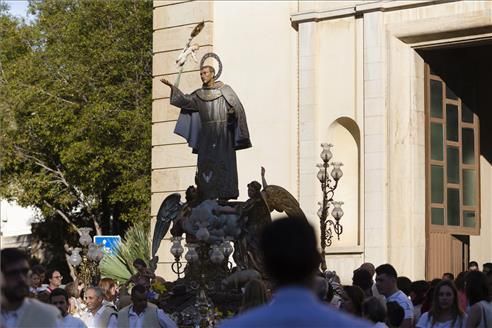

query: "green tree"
xmin=0 ymin=0 xmax=152 ymax=270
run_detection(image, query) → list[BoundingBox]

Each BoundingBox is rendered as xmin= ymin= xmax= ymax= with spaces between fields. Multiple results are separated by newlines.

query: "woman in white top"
xmin=465 ymin=271 xmax=491 ymax=328
xmin=417 ymin=280 xmax=467 ymax=328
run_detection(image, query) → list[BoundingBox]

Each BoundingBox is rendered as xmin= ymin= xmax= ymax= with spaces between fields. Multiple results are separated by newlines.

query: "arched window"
xmin=327 ymin=117 xmax=361 ymax=247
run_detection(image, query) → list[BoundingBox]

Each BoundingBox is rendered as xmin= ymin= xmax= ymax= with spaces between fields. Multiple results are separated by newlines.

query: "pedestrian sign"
xmin=94 ymin=235 xmax=121 ymax=255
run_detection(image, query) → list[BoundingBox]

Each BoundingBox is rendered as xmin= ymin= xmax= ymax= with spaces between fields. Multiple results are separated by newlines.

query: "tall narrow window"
xmin=426 ymin=67 xmax=480 ymax=234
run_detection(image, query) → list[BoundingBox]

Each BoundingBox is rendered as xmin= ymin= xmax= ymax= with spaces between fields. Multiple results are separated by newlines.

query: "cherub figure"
xmin=124 ymin=259 xmax=156 ymax=290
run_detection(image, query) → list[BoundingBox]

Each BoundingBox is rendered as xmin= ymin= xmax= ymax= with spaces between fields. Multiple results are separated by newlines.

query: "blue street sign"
xmin=94 ymin=235 xmax=121 ymax=255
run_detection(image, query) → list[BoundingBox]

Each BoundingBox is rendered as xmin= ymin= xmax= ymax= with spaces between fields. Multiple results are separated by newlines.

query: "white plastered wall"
xmin=212 ymin=1 xmax=299 ymax=201
xmin=294 ymin=0 xmax=492 ymax=282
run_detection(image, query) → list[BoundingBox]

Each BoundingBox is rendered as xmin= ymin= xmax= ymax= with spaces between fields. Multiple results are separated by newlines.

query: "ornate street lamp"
xmin=68 ymin=227 xmax=104 ymax=288
xmin=170 ymin=236 xmax=185 ymax=278
xmin=316 ymin=143 xmax=344 ymax=272
xmin=168 ymin=223 xmax=235 ymax=326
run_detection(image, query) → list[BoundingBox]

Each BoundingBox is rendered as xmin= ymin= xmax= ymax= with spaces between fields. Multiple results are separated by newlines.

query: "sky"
xmin=5 ymin=0 xmax=31 ymax=20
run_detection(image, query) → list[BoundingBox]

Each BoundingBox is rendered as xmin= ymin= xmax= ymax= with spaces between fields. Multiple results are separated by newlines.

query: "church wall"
xmin=151 ymin=0 xmax=214 ymax=280
xmin=471 ymin=158 xmax=492 ymax=266
xmin=294 ymin=0 xmax=492 ymax=282
xmin=212 ymin=1 xmax=299 ymax=201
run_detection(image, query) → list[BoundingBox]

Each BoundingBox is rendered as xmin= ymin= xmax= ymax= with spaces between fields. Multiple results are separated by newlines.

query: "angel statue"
xmin=232 ymin=167 xmax=307 ymax=272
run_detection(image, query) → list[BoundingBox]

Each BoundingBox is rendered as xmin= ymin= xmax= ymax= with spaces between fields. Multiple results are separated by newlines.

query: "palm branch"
xmin=99 ymin=221 xmax=150 ymax=284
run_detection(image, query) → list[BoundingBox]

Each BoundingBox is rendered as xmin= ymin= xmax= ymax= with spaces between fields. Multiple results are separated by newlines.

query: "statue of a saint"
xmin=160 ymin=61 xmax=251 ymax=201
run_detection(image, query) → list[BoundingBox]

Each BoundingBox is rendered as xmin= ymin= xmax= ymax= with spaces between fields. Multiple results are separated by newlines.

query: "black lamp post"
xmin=316 ymin=143 xmax=344 ymax=272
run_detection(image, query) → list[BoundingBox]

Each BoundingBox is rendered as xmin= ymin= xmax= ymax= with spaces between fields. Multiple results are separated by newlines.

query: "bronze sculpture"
xmin=160 ymin=58 xmax=251 ymax=201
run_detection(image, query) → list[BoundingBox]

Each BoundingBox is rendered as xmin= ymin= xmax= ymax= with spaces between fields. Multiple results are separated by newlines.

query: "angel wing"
xmin=262 ymin=185 xmax=307 ymax=220
xmin=151 ymin=193 xmax=183 ymax=258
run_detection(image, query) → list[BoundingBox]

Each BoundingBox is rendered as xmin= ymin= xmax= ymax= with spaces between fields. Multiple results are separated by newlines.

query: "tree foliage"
xmin=0 ymin=0 xmax=152 ymax=256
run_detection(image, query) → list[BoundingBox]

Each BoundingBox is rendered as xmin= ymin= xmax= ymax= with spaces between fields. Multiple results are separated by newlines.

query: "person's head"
xmin=64 ymin=281 xmax=79 ymax=299
xmin=133 ymin=259 xmax=147 ymax=273
xmin=429 ymin=280 xmax=463 ymax=324
xmin=1 ymin=248 xmax=30 ymax=303
xmin=396 ymin=276 xmax=412 ymax=296
xmin=260 ymin=217 xmax=320 ymax=287
xmin=386 ymin=301 xmax=404 ymax=328
xmin=352 ymin=268 xmax=373 ymax=292
xmin=362 ymin=296 xmax=387 ymax=324
xmin=483 ymin=263 xmax=492 ymax=274
xmin=185 ymin=185 xmax=198 ymax=203
xmin=247 ymin=181 xmax=261 ymax=199
xmin=454 ymin=271 xmax=467 ymax=292
xmin=98 ymin=277 xmax=117 ymax=302
xmin=84 ymin=287 xmax=104 ymax=312
xmin=465 ymin=270 xmax=490 ymax=305
xmin=359 ymin=263 xmax=376 ymax=278
xmin=30 ymin=272 xmax=42 ymax=288
xmin=200 ymin=65 xmax=215 ymax=85
xmin=37 ymin=290 xmax=51 ymax=303
xmin=468 ymin=261 xmax=479 ymax=271
xmin=442 ymin=272 xmax=455 ymax=281
xmin=47 ymin=269 xmax=63 ymax=288
xmin=131 ymin=284 xmax=148 ymax=314
xmin=30 ymin=264 xmax=45 ymax=288
xmin=50 ymin=288 xmax=69 ymax=317
xmin=341 ymin=285 xmax=365 ymax=317
xmin=31 ymin=264 xmax=46 ymax=283
xmin=375 ymin=264 xmax=398 ymax=297
xmin=410 ymin=280 xmax=430 ymax=305
xmin=241 ymin=279 xmax=267 ymax=312
xmin=430 ymin=278 xmax=442 ymax=288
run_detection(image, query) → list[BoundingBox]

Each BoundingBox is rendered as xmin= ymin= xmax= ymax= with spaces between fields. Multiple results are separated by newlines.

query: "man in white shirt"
xmin=50 ymin=287 xmax=87 ymax=328
xmin=375 ymin=263 xmax=414 ymax=328
xmin=82 ymin=287 xmax=116 ymax=328
xmin=109 ymin=284 xmax=177 ymax=328
xmin=1 ymin=248 xmax=61 ymax=328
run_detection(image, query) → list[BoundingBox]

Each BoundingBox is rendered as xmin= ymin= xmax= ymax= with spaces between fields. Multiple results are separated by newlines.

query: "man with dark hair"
xmin=50 ymin=288 xmax=86 ymax=327
xmin=220 ymin=217 xmax=370 ymax=327
xmin=109 ymin=284 xmax=176 ymax=328
xmin=396 ymin=276 xmax=412 ymax=296
xmin=375 ymin=264 xmax=414 ymax=328
xmin=0 ymin=248 xmax=61 ymax=327
xmin=468 ymin=260 xmax=479 ymax=271
xmin=483 ymin=262 xmax=492 ymax=274
xmin=442 ymin=272 xmax=455 ymax=281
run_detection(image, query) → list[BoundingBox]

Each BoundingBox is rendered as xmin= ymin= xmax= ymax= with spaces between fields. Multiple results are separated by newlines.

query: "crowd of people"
xmin=0 ymin=250 xmax=177 ymax=328
xmin=1 ymin=217 xmax=491 ymax=327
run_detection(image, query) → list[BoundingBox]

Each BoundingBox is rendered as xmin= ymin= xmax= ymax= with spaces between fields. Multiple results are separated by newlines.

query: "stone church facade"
xmin=152 ymin=0 xmax=492 ymax=282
